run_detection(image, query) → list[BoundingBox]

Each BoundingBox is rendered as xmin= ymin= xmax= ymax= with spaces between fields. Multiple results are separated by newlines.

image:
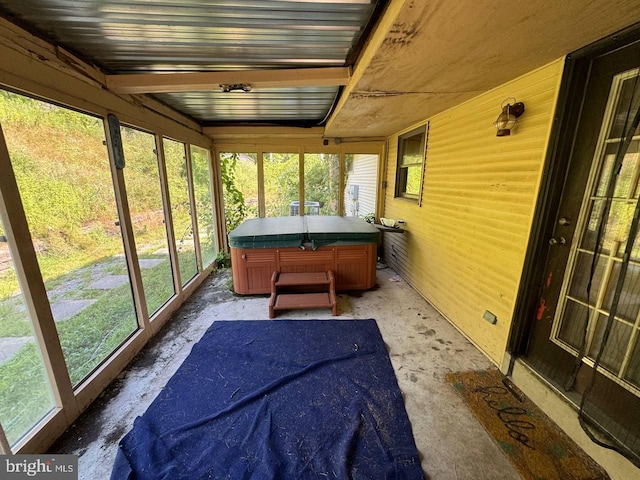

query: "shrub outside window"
xmin=395 ymin=125 xmax=426 ymax=201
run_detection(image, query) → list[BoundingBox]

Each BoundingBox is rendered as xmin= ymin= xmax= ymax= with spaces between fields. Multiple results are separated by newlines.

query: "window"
xmin=264 ymin=152 xmax=299 ymax=217
xmin=121 ymin=126 xmax=175 ymax=316
xmin=0 ymin=91 xmax=138 ymax=387
xmin=191 ymin=145 xmax=218 ymax=269
xmin=395 ymin=125 xmax=427 ymax=201
xmin=304 ymin=153 xmax=340 ymax=216
xmin=219 ymin=152 xmax=258 ymax=231
xmin=164 ymin=138 xmax=198 ymax=287
xmin=0 ymin=218 xmax=56 ymax=447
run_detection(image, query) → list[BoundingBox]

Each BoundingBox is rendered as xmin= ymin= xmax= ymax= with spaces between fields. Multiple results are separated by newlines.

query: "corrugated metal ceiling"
xmin=0 ymin=0 xmax=384 ymax=126
xmin=156 ymin=87 xmax=339 ymax=123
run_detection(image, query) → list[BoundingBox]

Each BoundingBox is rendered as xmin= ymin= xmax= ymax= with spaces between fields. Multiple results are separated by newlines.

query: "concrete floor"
xmin=50 ymin=265 xmax=521 ymax=480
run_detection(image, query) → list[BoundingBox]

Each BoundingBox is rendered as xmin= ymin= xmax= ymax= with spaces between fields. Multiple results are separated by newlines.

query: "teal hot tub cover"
xmin=305 ymin=215 xmax=381 ymax=247
xmin=228 ymin=216 xmax=306 ymax=249
xmin=228 ymin=216 xmax=381 ymax=249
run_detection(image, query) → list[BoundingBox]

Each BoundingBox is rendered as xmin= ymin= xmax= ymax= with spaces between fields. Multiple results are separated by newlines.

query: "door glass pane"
xmin=596 ymin=142 xmax=639 ymax=199
xmin=625 ymin=340 xmax=640 ymax=387
xmin=304 ymin=153 xmax=340 ymax=216
xmin=609 ymin=77 xmax=640 ymax=139
xmin=581 ymin=200 xmax=635 ymax=256
xmin=220 ymin=152 xmax=257 ymax=232
xmin=344 ymin=154 xmax=379 ymax=219
xmin=121 ymin=127 xmax=175 ymax=316
xmin=264 ymin=152 xmax=298 ymax=217
xmin=557 ymin=300 xmax=589 ymax=350
xmin=588 ymin=314 xmax=631 ymax=374
xmin=0 ymin=91 xmax=138 ymax=387
xmin=568 ymin=252 xmax=605 ymax=305
xmin=554 ymin=68 xmax=640 ymax=390
xmin=191 ymin=146 xmax=217 ymax=268
xmin=0 ymin=220 xmax=55 ymax=447
xmin=602 ymin=261 xmax=640 ymax=322
xmin=164 ymin=139 xmax=197 ymax=286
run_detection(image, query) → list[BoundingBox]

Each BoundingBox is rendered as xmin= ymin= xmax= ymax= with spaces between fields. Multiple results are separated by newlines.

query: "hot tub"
xmin=228 ymin=216 xmax=380 ymax=294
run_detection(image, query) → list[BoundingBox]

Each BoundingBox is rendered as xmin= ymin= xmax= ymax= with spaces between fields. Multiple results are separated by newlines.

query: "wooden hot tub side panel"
xmin=230 ymin=248 xmax=277 ymax=294
xmin=230 ymin=244 xmax=377 ymax=295
xmin=279 ymin=249 xmax=334 ymax=275
xmin=336 ymin=245 xmax=375 ymax=291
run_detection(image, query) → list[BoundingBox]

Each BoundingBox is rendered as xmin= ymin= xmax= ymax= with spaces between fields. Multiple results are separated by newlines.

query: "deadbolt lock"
xmin=558 ymin=217 xmax=571 ymax=226
xmin=549 ymin=237 xmax=567 ymax=246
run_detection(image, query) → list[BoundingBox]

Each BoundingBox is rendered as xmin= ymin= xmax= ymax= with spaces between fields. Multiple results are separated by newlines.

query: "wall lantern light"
xmin=494 ymin=98 xmax=525 ymax=136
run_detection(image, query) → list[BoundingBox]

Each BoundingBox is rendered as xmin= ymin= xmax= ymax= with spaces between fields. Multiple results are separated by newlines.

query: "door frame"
xmin=509 ymin=24 xmax=640 ymax=357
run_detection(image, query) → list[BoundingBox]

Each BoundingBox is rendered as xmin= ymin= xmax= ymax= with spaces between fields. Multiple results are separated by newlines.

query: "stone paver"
xmin=138 ymin=259 xmax=165 ymax=269
xmin=50 ymin=299 xmax=97 ymax=322
xmin=88 ymin=275 xmax=129 ymax=290
xmin=0 ymin=336 xmax=33 ymax=365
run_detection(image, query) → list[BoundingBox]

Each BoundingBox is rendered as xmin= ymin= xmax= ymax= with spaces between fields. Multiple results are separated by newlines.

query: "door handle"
xmin=549 ymin=237 xmax=566 ymax=246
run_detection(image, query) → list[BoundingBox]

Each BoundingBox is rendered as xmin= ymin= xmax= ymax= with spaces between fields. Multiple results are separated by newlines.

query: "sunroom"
xmin=1 ymin=1 xmax=640 ymax=479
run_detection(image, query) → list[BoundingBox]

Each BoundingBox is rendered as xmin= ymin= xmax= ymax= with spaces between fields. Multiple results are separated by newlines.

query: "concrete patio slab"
xmin=51 ymin=267 xmax=521 ymax=480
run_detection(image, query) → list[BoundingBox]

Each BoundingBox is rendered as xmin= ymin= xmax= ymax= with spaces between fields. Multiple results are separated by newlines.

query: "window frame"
xmin=395 ymin=124 xmax=428 ymax=203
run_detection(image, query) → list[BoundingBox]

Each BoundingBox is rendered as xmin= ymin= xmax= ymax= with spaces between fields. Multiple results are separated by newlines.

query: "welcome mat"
xmin=446 ymin=369 xmax=609 ymax=480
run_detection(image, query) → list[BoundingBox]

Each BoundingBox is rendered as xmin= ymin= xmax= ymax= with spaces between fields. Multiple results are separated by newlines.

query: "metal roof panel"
xmin=0 ymin=0 xmax=381 ymax=125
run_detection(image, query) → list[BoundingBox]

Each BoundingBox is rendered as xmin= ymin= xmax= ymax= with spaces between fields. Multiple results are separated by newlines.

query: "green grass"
xmin=0 ymin=301 xmax=30 ymax=337
xmin=140 ymin=255 xmax=175 ymax=315
xmin=57 ymin=282 xmax=138 ymax=386
xmin=0 ymin=89 xmax=221 ymax=446
xmin=0 ymin=246 xmax=208 ymax=445
xmin=0 ymin=343 xmax=54 ymax=446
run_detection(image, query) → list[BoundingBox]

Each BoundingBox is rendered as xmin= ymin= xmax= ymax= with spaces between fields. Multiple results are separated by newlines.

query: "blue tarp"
xmin=111 ymin=319 xmax=424 ymax=479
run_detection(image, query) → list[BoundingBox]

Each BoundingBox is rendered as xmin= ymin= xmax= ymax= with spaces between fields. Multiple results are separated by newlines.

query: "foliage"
xmin=0 ymin=88 xmax=376 ymax=446
xmin=139 ymin=254 xmax=175 ymax=315
xmin=0 ymin=88 xmax=218 ymax=445
xmin=304 ymin=154 xmax=340 ymax=215
xmin=0 ymin=343 xmax=54 ymax=445
xmin=190 ymin=146 xmax=217 ymax=267
xmin=227 ymin=152 xmax=342 ymax=218
xmin=0 ymin=250 xmax=201 ymax=444
xmin=215 ymin=249 xmax=230 ymax=269
xmin=220 ymin=153 xmax=248 ymax=231
xmin=0 ymin=301 xmax=30 ymax=336
xmin=263 ymin=152 xmax=299 ymax=217
xmin=229 ymin=153 xmax=259 ymax=219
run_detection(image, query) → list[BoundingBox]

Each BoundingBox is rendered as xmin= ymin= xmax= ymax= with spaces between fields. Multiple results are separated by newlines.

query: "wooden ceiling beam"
xmin=106 ymin=67 xmax=351 ymax=94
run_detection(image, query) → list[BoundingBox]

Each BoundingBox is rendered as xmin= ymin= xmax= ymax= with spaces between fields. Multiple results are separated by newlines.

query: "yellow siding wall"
xmin=383 ymin=58 xmax=565 ymax=364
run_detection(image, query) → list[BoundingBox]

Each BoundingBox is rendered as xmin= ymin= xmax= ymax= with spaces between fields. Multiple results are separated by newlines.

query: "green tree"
xmin=263 ymin=153 xmax=298 ymax=217
xmin=220 ymin=153 xmax=248 ymax=231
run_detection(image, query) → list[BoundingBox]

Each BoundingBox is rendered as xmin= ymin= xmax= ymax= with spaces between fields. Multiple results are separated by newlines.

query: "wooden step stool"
xmin=269 ymin=271 xmax=338 ymax=318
